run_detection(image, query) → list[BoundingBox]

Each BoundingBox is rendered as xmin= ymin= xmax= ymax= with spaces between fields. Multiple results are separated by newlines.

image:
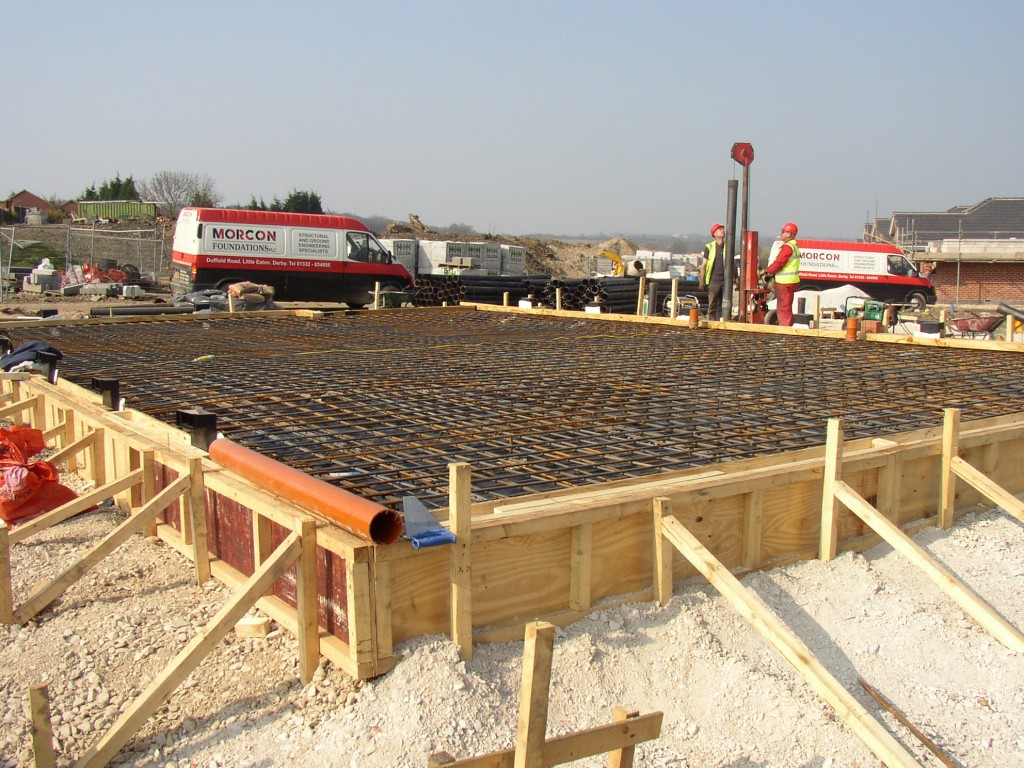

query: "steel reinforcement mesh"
xmin=12 ymin=309 xmax=1024 ymax=510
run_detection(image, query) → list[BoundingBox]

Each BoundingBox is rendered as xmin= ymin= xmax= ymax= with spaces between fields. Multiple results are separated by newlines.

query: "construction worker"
xmin=760 ymin=222 xmax=801 ymax=326
xmin=700 ymin=224 xmax=728 ymax=320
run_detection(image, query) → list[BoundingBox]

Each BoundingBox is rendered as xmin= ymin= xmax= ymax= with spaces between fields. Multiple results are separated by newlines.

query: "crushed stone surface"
xmin=2 ymin=497 xmax=1022 ymax=767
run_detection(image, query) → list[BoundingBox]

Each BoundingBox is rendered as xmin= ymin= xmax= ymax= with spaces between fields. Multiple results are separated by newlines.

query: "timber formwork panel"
xmin=203 ymin=492 xmax=257 ymax=577
xmin=893 ymin=455 xmax=941 ymax=525
xmin=1 ymin=371 xmax=383 ymax=678
xmin=474 ymin=532 xmax=575 ymax=624
xmin=149 ymin=437 xmax=355 ymax=640
xmin=589 ymin=515 xmax=659 ymax=599
xmin=760 ymin=484 xmax=825 ymax=559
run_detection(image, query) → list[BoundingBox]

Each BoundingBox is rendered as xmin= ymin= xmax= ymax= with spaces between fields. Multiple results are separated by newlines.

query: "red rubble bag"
xmin=0 ymin=425 xmax=79 ymax=526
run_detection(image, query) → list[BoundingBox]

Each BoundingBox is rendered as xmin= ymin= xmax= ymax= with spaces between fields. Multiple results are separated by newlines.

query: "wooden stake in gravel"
xmin=29 ymin=683 xmax=55 ymax=768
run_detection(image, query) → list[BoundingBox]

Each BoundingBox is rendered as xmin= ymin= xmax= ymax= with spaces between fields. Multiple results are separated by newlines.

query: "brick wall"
xmin=928 ymin=263 xmax=1024 ymax=304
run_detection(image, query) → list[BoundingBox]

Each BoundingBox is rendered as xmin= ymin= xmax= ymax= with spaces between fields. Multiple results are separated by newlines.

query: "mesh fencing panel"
xmin=66 ymin=226 xmax=171 ymax=282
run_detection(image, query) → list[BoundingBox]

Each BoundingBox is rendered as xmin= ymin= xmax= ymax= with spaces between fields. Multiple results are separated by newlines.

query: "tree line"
xmin=77 ymin=171 xmax=327 ymax=217
xmin=61 ymin=173 xmax=703 ymax=246
xmin=71 ymin=173 xmax=476 ymax=234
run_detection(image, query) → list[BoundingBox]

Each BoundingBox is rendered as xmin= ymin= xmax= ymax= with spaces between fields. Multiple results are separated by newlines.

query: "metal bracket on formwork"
xmin=91 ymin=377 xmax=121 ymax=410
xmin=402 ymin=495 xmax=457 ymax=549
xmin=175 ymin=408 xmax=219 ymax=451
xmin=37 ymin=352 xmax=60 ymax=385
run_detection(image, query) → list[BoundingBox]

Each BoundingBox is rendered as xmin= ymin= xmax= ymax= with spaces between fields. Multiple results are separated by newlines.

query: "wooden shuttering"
xmin=3 ymin=371 xmax=1024 ymax=680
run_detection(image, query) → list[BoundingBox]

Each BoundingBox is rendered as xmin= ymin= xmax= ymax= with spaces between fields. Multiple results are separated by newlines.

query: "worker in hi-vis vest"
xmin=700 ymin=223 xmax=729 ymax=320
xmin=761 ymin=222 xmax=801 ymax=326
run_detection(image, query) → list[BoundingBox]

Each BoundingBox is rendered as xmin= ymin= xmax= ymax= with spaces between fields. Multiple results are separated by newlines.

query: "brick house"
xmin=1 ymin=190 xmax=55 ymax=222
xmin=62 ymin=201 xmax=82 ymax=219
xmin=864 ymin=197 xmax=1024 ymax=304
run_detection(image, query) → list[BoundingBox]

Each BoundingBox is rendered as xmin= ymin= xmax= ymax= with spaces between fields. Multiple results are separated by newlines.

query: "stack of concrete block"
xmin=500 ymin=244 xmax=526 ymax=276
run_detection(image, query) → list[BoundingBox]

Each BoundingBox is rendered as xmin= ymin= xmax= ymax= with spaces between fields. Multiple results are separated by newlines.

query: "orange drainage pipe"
xmin=208 ymin=439 xmax=404 ymax=545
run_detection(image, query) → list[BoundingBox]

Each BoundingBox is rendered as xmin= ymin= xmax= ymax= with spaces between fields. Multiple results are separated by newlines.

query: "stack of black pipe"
xmin=522 ymin=276 xmax=551 ymax=305
xmin=413 ymin=274 xmax=554 ymax=307
xmin=534 ymin=276 xmax=644 ymax=314
xmin=540 ymin=278 xmax=589 ymax=310
xmin=459 ymin=274 xmax=548 ymax=306
xmin=411 ymin=273 xmax=706 ymax=315
xmin=412 ymin=275 xmax=466 ymax=306
xmin=587 ymin=277 xmax=643 ymax=313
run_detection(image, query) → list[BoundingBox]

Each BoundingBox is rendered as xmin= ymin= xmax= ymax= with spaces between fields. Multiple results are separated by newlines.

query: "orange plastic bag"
xmin=0 ymin=425 xmax=78 ymax=526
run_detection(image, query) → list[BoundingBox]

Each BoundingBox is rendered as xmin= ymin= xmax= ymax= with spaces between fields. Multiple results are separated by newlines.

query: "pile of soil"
xmin=381 ymin=216 xmax=639 ymax=277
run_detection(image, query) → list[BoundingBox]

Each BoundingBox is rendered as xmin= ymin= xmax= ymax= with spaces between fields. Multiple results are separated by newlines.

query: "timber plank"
xmin=297 ymin=518 xmax=320 ymax=684
xmin=820 ymin=419 xmax=844 ymax=561
xmin=0 ymin=523 xmax=12 ymax=623
xmin=369 ymin=556 xmax=394 ymax=663
xmin=346 ymin=557 xmax=376 ymax=665
xmin=515 ymin=621 xmax=554 ymax=768
xmin=450 ymin=463 xmax=473 ymax=661
xmin=0 ymin=395 xmax=39 ymax=421
xmin=8 ymin=469 xmax=145 ymax=545
xmin=568 ymin=523 xmax=592 ymax=612
xmin=742 ymin=490 xmax=764 ymax=570
xmin=185 ymin=457 xmax=210 ymax=584
xmin=653 ymin=499 xmax=673 ymax=606
xmin=428 ymin=712 xmax=663 ymax=768
xmin=951 ymin=456 xmax=1024 ymax=524
xmin=44 ymin=429 xmax=95 ymax=467
xmin=940 ymin=409 xmax=961 ymax=530
xmin=29 ymin=683 xmax=56 ymax=768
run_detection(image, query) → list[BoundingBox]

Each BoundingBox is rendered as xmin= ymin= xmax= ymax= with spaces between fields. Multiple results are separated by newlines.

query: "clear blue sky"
xmin=5 ymin=1 xmax=1023 ymax=240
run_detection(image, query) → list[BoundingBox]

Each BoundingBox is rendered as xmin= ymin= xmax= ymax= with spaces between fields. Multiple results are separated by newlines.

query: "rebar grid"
xmin=16 ymin=309 xmax=1024 ymax=510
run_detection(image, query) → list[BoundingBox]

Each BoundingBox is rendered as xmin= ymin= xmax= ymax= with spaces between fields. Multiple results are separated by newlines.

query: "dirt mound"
xmin=377 ymin=216 xmax=631 ymax=278
xmin=597 ymin=236 xmax=638 ymax=256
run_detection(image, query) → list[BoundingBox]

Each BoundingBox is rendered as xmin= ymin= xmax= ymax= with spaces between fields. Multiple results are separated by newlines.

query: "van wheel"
xmin=215 ymin=278 xmax=246 ymax=292
xmin=904 ymin=291 xmax=928 ymax=312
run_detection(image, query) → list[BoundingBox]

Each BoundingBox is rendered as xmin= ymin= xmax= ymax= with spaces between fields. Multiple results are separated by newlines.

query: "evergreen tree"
xmin=82 ymin=174 xmax=139 ymax=201
xmin=282 ymin=190 xmax=323 ymax=214
xmin=245 ymin=190 xmax=323 ymax=214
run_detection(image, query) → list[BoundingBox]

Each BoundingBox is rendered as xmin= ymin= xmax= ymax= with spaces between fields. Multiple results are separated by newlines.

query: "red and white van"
xmin=170 ymin=207 xmax=413 ymax=308
xmin=770 ymin=239 xmax=936 ymax=310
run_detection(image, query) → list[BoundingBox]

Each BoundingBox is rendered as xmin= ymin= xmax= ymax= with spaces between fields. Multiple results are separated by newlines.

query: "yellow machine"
xmin=602 ymin=251 xmax=626 ymax=276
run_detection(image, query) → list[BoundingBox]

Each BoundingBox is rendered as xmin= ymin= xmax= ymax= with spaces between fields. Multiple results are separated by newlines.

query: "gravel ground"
xmin=2 ymin=490 xmax=1022 ymax=767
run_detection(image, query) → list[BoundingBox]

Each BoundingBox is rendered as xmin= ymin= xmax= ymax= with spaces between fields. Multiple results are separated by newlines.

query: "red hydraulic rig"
xmin=741 ymin=230 xmax=773 ymax=324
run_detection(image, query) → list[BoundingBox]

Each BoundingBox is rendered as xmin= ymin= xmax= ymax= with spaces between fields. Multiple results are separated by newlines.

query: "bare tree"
xmin=138 ymin=171 xmax=223 ymax=216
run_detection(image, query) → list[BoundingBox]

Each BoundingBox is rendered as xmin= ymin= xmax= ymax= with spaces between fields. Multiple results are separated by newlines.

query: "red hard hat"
xmin=782 ymin=222 xmax=798 ymax=235
xmin=710 ymin=223 xmax=725 ymax=236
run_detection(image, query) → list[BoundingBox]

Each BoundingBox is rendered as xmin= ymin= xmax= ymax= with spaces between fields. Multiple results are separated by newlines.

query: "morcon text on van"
xmin=170 ymin=207 xmax=413 ymax=308
xmin=781 ymin=239 xmax=937 ymax=310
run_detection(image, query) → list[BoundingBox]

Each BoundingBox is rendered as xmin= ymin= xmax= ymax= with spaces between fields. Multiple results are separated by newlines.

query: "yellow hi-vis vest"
xmin=774 ymin=240 xmax=801 ymax=284
xmin=703 ymin=241 xmax=722 ymax=284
